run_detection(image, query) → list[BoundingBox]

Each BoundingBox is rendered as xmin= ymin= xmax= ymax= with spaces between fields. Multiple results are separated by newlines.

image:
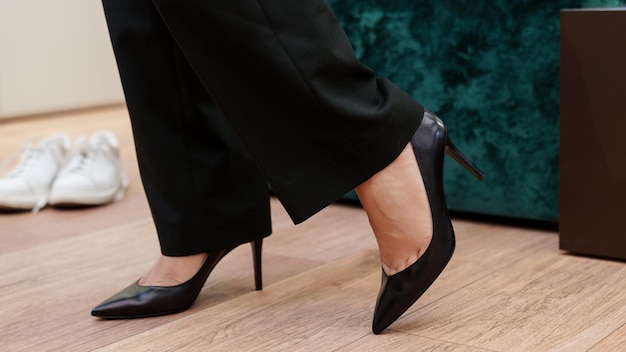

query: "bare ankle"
xmin=356 ymin=144 xmax=433 ymax=275
xmin=139 ymin=253 xmax=207 ymax=286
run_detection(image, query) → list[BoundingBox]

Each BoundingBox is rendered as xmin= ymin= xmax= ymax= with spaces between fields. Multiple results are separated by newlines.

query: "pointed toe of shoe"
xmin=371 ymin=237 xmax=455 ymax=334
xmin=371 ymin=266 xmax=428 ymax=334
xmin=91 ymin=281 xmax=192 ymax=319
xmin=91 ymin=300 xmax=137 ymax=319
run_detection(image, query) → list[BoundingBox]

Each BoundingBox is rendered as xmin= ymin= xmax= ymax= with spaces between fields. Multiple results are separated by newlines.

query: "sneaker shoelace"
xmin=0 ymin=139 xmax=64 ymax=213
xmin=61 ymin=137 xmax=93 ymax=177
xmin=61 ymin=137 xmax=125 ymax=183
xmin=0 ymin=139 xmax=35 ymax=177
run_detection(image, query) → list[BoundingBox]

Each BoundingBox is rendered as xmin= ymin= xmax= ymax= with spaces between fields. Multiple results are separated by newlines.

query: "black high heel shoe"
xmin=91 ymin=239 xmax=263 ymax=319
xmin=371 ymin=111 xmax=484 ymax=334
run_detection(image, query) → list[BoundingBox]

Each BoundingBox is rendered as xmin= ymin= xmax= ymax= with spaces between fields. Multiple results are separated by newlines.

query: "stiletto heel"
xmin=91 ymin=239 xmax=264 ymax=319
xmin=445 ymin=139 xmax=485 ymax=180
xmin=251 ymin=239 xmax=263 ymax=290
xmin=371 ymin=110 xmax=483 ymax=334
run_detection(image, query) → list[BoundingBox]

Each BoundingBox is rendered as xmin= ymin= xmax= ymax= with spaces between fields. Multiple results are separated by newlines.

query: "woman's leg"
xmin=150 ymin=0 xmax=425 ymax=223
xmin=147 ymin=1 xmax=483 ymax=335
xmin=148 ymin=0 xmax=436 ymax=276
xmin=102 ymin=0 xmax=272 ymax=284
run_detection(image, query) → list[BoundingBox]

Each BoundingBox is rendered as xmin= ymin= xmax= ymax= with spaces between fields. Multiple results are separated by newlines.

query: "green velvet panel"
xmin=330 ymin=0 xmax=625 ymax=222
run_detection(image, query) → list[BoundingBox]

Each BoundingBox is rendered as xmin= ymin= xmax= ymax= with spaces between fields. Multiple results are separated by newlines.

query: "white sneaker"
xmin=49 ymin=130 xmax=128 ymax=206
xmin=0 ymin=134 xmax=71 ymax=212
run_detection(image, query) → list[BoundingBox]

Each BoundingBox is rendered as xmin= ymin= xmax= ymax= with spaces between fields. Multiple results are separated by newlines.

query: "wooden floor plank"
xmin=265 ymin=200 xmax=377 ymax=263
xmin=398 ymin=249 xmax=626 ymax=351
xmin=590 ymin=323 xmax=626 ymax=351
xmin=0 ymin=191 xmax=150 ymax=254
xmin=335 ymin=334 xmax=493 ymax=352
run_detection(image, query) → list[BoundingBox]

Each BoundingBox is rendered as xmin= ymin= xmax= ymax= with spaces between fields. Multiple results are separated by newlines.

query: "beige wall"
xmin=0 ymin=1 xmax=124 ymax=119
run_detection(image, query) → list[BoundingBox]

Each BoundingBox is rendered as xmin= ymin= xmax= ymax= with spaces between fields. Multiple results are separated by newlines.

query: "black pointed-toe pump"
xmin=91 ymin=239 xmax=263 ymax=319
xmin=372 ymin=111 xmax=484 ymax=334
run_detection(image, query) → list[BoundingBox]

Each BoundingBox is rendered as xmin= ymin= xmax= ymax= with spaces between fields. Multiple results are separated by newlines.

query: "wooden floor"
xmin=1 ymin=106 xmax=624 ymax=351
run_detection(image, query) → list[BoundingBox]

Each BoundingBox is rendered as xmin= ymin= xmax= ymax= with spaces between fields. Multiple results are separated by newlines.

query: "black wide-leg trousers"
xmin=101 ymin=0 xmax=424 ymax=256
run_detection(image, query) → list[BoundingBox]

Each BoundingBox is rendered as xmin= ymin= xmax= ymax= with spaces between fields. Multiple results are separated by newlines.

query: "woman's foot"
xmin=139 ymin=253 xmax=208 ymax=287
xmin=91 ymin=240 xmax=264 ymax=319
xmin=356 ymin=144 xmax=432 ymax=275
xmin=363 ymin=111 xmax=484 ymax=334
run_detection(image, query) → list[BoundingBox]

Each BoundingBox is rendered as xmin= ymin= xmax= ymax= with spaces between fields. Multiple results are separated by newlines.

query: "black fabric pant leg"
xmin=150 ymin=0 xmax=425 ymax=223
xmin=102 ymin=0 xmax=272 ymax=255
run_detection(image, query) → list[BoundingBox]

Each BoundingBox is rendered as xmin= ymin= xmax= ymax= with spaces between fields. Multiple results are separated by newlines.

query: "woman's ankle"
xmin=356 ymin=144 xmax=433 ymax=275
xmin=139 ymin=253 xmax=208 ymax=286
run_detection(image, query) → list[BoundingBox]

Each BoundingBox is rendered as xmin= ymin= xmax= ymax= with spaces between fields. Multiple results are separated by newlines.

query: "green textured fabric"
xmin=330 ymin=0 xmax=625 ymax=222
